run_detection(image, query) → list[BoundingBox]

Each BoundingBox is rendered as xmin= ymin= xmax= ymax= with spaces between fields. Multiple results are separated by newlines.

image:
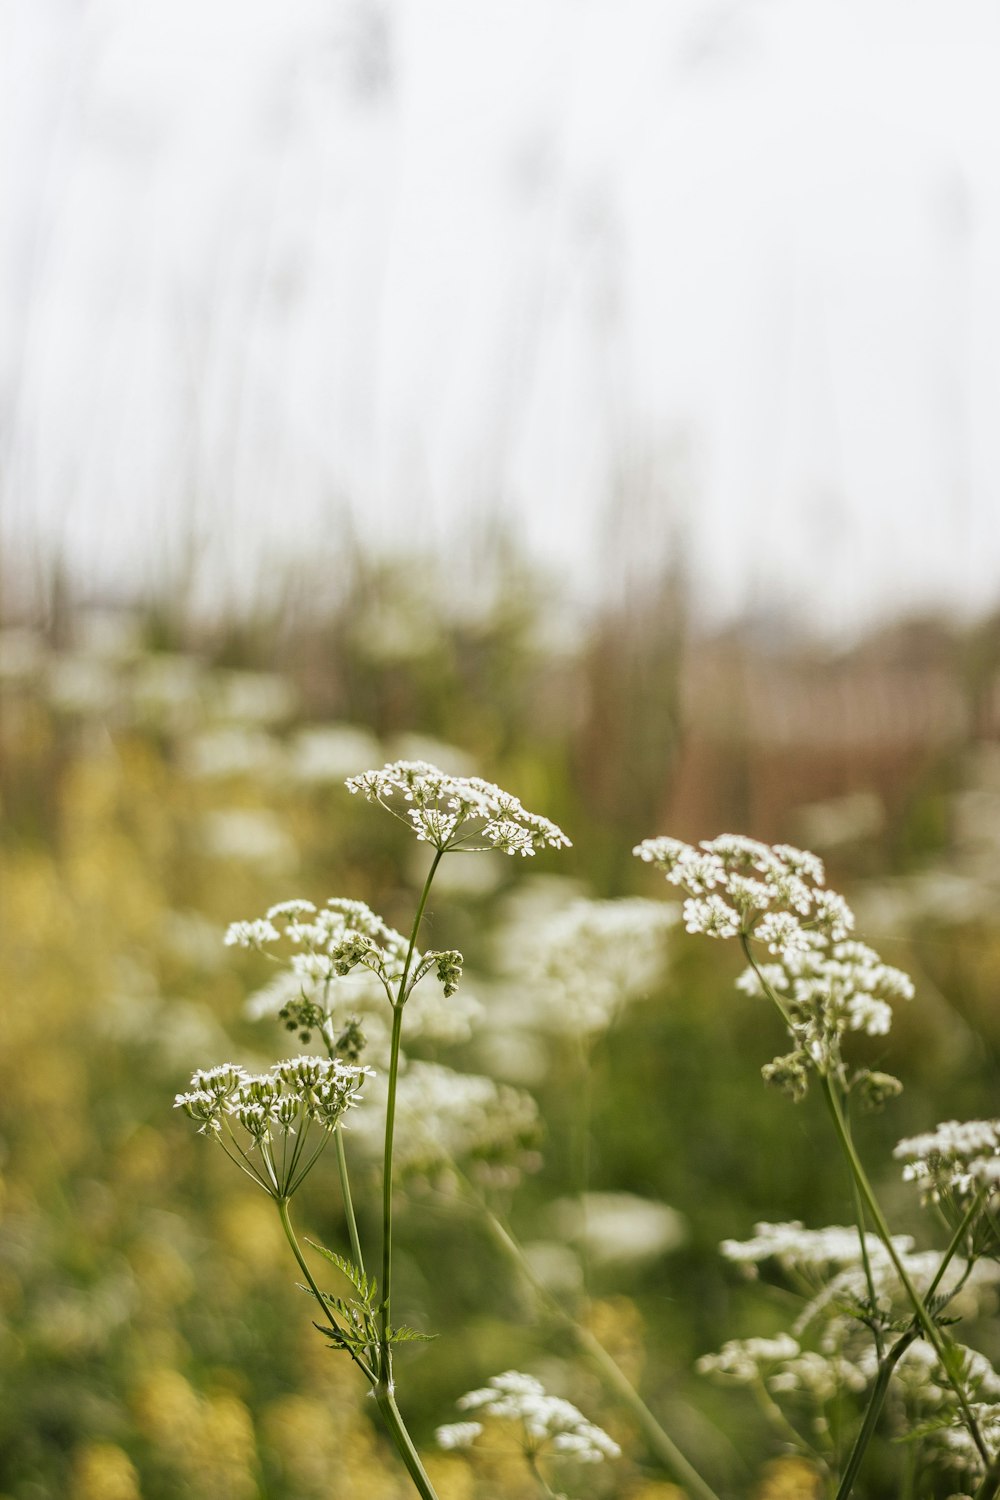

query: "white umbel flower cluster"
xmin=226 ymin=898 xmax=413 ymax=985
xmin=696 ymin=1334 xmax=801 ymax=1384
xmin=720 ymin=1218 xmax=1000 ymax=1329
xmin=346 ymin=760 xmax=571 ymax=856
xmin=498 ymin=896 xmax=676 ymax=1036
xmin=894 ymin=1118 xmax=1000 ymax=1204
xmin=720 ymin=1220 xmax=917 ymax=1282
xmin=634 ymin=833 xmax=914 ymax=1086
xmin=436 ymin=1370 xmax=620 ymax=1465
xmin=699 ymin=1334 xmax=868 ymax=1405
xmin=351 ymin=1061 xmax=541 ymax=1187
xmin=227 ymin=895 xmax=476 ymax=1065
xmin=704 ymin=1214 xmax=1000 ymax=1445
xmin=175 ymin=1056 xmax=373 ymax=1198
xmin=633 ymin=834 xmax=848 ymax=945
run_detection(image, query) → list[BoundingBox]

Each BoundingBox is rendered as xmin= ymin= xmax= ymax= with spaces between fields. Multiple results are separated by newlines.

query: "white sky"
xmin=3 ymin=0 xmax=1000 ymax=633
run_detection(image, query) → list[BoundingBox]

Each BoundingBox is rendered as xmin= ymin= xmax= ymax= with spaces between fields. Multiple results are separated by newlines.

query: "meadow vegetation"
xmin=3 ymin=557 xmax=1000 ymax=1498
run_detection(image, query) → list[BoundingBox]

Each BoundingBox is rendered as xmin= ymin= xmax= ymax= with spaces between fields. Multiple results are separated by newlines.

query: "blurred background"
xmin=3 ymin=2 xmax=1000 ymax=1497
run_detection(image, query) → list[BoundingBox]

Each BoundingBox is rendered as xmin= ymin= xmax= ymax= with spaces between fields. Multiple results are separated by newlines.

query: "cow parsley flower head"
xmin=497 ymin=896 xmax=676 ymax=1036
xmin=175 ymin=1056 xmax=372 ymax=1197
xmin=228 ymin=895 xmax=476 ymax=1062
xmin=226 ymin=897 xmax=413 ymax=987
xmin=894 ymin=1119 xmax=1000 ymax=1213
xmin=696 ymin=1334 xmax=801 ymax=1385
xmin=635 ymin=832 xmax=912 ymax=1090
xmin=350 ymin=1061 xmax=542 ymax=1188
xmin=720 ymin=1221 xmax=917 ymax=1282
xmin=346 ymin=760 xmax=570 ymax=856
xmin=440 ymin=1370 xmax=620 ymax=1465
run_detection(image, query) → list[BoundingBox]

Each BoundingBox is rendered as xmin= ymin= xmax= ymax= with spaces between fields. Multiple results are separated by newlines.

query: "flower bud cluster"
xmin=346 ymin=760 xmax=571 ymax=856
xmin=437 ymin=1370 xmax=620 ymax=1464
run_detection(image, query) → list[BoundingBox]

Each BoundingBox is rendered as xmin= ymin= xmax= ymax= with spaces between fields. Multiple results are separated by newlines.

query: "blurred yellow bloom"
xmin=753 ymin=1456 xmax=824 ymax=1500
xmin=69 ymin=1442 xmax=141 ymax=1500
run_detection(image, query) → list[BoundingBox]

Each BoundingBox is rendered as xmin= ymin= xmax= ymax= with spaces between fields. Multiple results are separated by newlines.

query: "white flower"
xmin=347 ymin=760 xmax=570 ymax=856
xmin=720 ymin=1221 xmax=915 ymax=1280
xmin=894 ymin=1119 xmax=1000 ymax=1203
xmin=349 ymin=1061 xmax=541 ymax=1185
xmin=224 ymin=918 xmax=281 ymax=949
xmin=696 ymin=1335 xmax=800 ymax=1384
xmin=812 ymin=889 xmax=856 ymax=940
xmin=496 ymin=896 xmax=675 ymax=1036
xmin=435 ymin=1421 xmax=483 ymax=1450
xmin=449 ymin=1371 xmax=620 ymax=1464
xmin=755 ymin=911 xmax=813 ymax=959
xmin=683 ymin=895 xmax=739 ymax=938
xmin=176 ymin=1056 xmax=372 ymax=1195
xmin=548 ymin=1193 xmax=685 ymax=1265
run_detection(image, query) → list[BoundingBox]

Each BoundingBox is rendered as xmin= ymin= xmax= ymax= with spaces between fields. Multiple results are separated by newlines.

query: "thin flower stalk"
xmin=335 ymin=1124 xmax=365 ymax=1281
xmin=834 ymin=1328 xmax=918 ymax=1500
xmin=276 ymin=1196 xmax=376 ymax=1384
xmin=476 ymin=1198 xmax=727 ymax=1500
xmin=379 ymin=846 xmax=443 ymax=1387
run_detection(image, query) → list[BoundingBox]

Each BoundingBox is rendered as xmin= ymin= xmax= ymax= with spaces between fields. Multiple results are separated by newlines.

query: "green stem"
xmin=480 ymin=1205 xmax=726 ymax=1500
xmin=834 ymin=1200 xmax=986 ymax=1500
xmin=820 ymin=1076 xmax=987 ymax=1463
xmin=373 ymin=1383 xmax=441 ymax=1500
xmin=924 ymin=1186 xmax=988 ymax=1306
xmin=974 ymin=1454 xmax=1000 ymax=1500
xmin=751 ymin=1374 xmax=825 ymax=1464
xmin=275 ymin=1196 xmax=375 ymax=1383
xmin=335 ymin=1123 xmax=366 ymax=1276
xmin=840 ymin=1099 xmax=882 ymax=1358
xmin=573 ymin=1031 xmax=594 ymax=1292
xmin=379 ymin=848 xmax=444 ymax=1380
xmin=525 ymin=1447 xmax=561 ymax=1498
xmin=739 ymin=937 xmax=986 ymax=1465
xmin=834 ymin=1328 xmax=918 ymax=1500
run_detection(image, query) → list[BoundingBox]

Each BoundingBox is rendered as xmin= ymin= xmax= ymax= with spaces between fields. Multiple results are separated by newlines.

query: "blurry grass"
xmin=2 ymin=562 xmax=1000 ymax=1496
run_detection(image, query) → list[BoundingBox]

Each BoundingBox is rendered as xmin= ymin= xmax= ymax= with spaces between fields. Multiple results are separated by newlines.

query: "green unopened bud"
xmin=431 ymin=950 xmax=464 ymax=998
xmin=334 ymin=1018 xmax=367 ymax=1064
xmin=854 ymin=1070 xmax=903 ymax=1111
xmin=761 ymin=1051 xmax=810 ymax=1103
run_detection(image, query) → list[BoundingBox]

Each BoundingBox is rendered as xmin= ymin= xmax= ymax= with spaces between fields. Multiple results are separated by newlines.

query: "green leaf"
xmin=313 ymin=1321 xmax=371 ymax=1355
xmin=388 ymin=1325 xmax=438 ymax=1344
xmin=305 ymin=1241 xmax=377 ymax=1306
